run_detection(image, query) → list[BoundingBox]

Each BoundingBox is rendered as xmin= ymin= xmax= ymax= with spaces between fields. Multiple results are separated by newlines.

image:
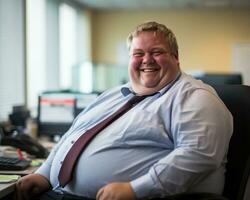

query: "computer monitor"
xmin=37 ymin=93 xmax=76 ymax=138
xmin=37 ymin=92 xmax=98 ymax=139
xmin=192 ymin=73 xmax=242 ymax=85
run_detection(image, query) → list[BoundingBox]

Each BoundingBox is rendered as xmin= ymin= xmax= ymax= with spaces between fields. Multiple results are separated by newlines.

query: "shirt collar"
xmin=120 ymin=71 xmax=182 ymax=97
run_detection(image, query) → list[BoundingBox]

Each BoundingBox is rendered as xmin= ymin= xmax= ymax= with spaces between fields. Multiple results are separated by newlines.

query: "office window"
xmin=59 ymin=3 xmax=77 ymax=89
xmin=26 ymin=0 xmax=47 ymax=114
xmin=26 ymin=0 xmax=91 ymax=116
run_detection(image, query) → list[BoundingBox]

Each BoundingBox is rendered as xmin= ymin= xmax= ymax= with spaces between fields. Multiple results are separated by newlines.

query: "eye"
xmin=151 ymin=50 xmax=165 ymax=56
xmin=133 ymin=52 xmax=144 ymax=57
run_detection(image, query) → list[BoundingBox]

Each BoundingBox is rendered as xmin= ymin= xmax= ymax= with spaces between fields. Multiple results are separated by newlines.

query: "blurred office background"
xmin=1 ymin=0 xmax=250 ymax=122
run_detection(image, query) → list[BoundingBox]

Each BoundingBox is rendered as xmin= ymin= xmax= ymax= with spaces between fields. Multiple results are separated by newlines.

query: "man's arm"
xmin=130 ymin=89 xmax=233 ymax=199
xmin=96 ymin=89 xmax=233 ymax=200
xmin=96 ymin=182 xmax=136 ymax=200
xmin=15 ymin=174 xmax=50 ymax=200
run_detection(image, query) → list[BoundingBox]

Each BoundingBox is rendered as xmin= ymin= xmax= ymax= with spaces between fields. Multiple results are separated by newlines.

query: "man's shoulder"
xmin=164 ymin=72 xmax=220 ymax=104
xmin=175 ymin=72 xmax=216 ymax=94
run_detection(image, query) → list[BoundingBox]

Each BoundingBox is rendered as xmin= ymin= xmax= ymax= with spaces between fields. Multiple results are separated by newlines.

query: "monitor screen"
xmin=37 ymin=92 xmax=98 ymax=139
xmin=37 ymin=94 xmax=76 ymax=138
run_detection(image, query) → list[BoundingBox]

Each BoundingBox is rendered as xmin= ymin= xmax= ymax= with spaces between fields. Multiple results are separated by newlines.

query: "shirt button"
xmin=60 ymin=161 xmax=63 ymax=164
xmin=71 ymin=140 xmax=75 ymax=144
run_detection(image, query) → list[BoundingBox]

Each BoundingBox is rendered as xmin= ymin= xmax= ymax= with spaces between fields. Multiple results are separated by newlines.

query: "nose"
xmin=142 ymin=53 xmax=155 ymax=65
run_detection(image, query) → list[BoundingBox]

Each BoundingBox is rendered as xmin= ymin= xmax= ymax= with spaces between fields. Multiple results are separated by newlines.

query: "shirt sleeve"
xmin=131 ymin=87 xmax=233 ymax=199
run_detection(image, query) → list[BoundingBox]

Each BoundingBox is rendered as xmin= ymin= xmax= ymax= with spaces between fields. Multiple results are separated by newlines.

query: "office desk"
xmin=0 ymin=137 xmax=53 ymax=199
xmin=0 ymin=166 xmax=37 ymax=176
xmin=0 ymin=182 xmax=15 ymax=199
xmin=0 ymin=166 xmax=39 ymax=199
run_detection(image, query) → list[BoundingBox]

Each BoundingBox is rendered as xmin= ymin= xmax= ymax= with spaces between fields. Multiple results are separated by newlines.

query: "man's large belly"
xmin=54 ymin=144 xmax=169 ymax=198
xmin=49 ymin=115 xmax=172 ymax=198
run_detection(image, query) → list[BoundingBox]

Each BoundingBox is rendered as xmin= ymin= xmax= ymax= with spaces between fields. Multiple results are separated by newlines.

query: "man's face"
xmin=128 ymin=31 xmax=179 ymax=95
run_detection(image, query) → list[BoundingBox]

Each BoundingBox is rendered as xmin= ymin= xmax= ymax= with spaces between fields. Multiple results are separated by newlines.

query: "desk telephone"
xmin=0 ymin=128 xmax=49 ymax=158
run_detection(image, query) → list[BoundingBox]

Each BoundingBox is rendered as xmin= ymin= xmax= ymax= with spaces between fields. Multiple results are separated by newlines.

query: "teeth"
xmin=143 ymin=69 xmax=155 ymax=72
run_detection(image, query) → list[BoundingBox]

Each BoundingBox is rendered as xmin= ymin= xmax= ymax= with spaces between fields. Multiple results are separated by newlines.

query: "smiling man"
xmin=16 ymin=21 xmax=233 ymax=200
xmin=127 ymin=23 xmax=180 ymax=95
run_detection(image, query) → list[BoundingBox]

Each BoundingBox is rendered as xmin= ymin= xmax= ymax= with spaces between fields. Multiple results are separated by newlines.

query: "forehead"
xmin=130 ymin=31 xmax=169 ymax=50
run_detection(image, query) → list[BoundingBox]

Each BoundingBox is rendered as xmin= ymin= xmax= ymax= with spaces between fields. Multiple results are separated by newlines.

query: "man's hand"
xmin=15 ymin=174 xmax=50 ymax=200
xmin=96 ymin=182 xmax=137 ymax=200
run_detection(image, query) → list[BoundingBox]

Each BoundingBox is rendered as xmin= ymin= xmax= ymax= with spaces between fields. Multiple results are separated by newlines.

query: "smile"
xmin=140 ymin=68 xmax=158 ymax=72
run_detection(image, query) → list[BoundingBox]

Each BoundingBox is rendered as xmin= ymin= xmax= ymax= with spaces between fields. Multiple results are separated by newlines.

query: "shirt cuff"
xmin=130 ymin=173 xmax=162 ymax=199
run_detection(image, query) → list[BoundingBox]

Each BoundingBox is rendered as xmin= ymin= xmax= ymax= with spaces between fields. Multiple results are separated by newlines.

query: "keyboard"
xmin=0 ymin=156 xmax=31 ymax=170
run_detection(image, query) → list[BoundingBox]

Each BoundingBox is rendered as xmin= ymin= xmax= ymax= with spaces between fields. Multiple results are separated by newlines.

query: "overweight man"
xmin=15 ymin=21 xmax=233 ymax=200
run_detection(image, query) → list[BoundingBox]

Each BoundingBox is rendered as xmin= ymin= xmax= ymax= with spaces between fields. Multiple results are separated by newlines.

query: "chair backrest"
xmin=212 ymin=84 xmax=250 ymax=200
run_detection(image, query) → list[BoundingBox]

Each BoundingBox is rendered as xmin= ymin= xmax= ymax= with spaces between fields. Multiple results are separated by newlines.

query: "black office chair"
xmin=212 ymin=84 xmax=250 ymax=200
xmin=161 ymin=84 xmax=250 ymax=200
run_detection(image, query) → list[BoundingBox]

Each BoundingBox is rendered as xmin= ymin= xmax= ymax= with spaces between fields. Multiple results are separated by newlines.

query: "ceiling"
xmin=72 ymin=0 xmax=250 ymax=10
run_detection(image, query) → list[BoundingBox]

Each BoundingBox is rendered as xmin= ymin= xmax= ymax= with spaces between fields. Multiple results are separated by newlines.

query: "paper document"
xmin=0 ymin=175 xmax=20 ymax=183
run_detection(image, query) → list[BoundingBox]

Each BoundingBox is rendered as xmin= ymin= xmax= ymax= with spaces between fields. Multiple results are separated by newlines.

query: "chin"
xmin=138 ymin=86 xmax=159 ymax=95
xmin=132 ymin=82 xmax=159 ymax=94
xmin=141 ymin=82 xmax=159 ymax=88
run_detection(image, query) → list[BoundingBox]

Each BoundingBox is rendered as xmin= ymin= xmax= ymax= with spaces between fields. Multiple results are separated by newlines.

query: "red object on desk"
xmin=17 ymin=148 xmax=24 ymax=160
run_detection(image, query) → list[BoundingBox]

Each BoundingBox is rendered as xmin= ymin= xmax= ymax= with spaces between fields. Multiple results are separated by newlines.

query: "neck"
xmin=132 ymin=70 xmax=181 ymax=95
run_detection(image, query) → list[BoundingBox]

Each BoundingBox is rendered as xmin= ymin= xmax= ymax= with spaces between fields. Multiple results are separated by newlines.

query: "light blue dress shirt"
xmin=36 ymin=72 xmax=233 ymax=199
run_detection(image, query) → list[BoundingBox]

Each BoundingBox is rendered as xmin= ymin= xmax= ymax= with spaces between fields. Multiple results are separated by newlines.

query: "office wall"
xmin=91 ymin=8 xmax=250 ymax=73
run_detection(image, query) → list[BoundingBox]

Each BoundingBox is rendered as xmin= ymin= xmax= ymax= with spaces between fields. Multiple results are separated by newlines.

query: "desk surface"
xmin=0 ymin=165 xmax=39 ymax=199
xmin=0 ymin=166 xmax=37 ymax=176
xmin=0 ymin=182 xmax=15 ymax=199
xmin=0 ymin=137 xmax=52 ymax=199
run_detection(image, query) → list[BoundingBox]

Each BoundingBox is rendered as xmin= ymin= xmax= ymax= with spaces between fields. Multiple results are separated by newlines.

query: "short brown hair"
xmin=127 ymin=21 xmax=178 ymax=56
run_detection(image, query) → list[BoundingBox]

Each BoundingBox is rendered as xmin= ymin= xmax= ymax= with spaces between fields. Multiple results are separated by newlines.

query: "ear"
xmin=174 ymin=52 xmax=179 ymax=60
xmin=172 ymin=53 xmax=180 ymax=67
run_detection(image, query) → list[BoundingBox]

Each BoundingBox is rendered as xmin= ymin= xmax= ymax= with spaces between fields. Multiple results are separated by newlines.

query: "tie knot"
xmin=128 ymin=95 xmax=147 ymax=106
